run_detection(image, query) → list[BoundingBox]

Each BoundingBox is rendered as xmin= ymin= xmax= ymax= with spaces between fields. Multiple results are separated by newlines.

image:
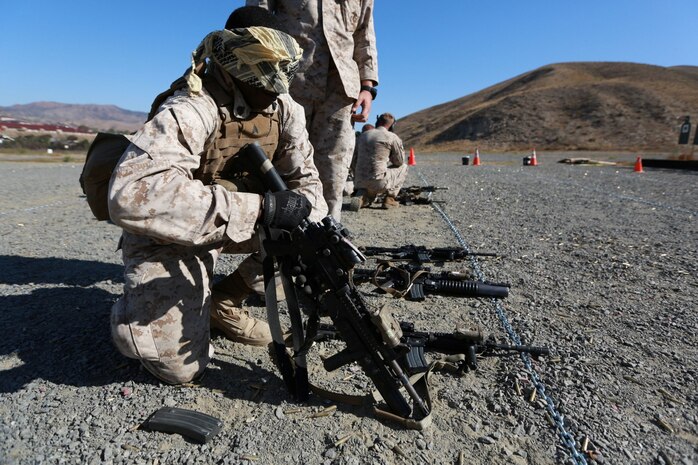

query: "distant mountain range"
xmin=0 ymin=102 xmax=147 ymax=133
xmin=397 ymin=62 xmax=698 ymax=151
xmin=2 ymin=62 xmax=697 ymax=150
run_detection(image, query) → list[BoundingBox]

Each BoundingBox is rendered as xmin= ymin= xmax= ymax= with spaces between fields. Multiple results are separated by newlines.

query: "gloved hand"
xmin=262 ymin=191 xmax=311 ymax=230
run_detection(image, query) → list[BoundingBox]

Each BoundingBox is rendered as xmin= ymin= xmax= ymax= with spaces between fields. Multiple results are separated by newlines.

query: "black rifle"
xmin=397 ymin=185 xmax=448 ymax=205
xmin=360 ymin=244 xmax=497 ymax=264
xmin=353 ymin=263 xmax=509 ymax=300
xmin=240 ymin=143 xmax=430 ymax=420
xmin=315 ymin=321 xmax=550 ymax=373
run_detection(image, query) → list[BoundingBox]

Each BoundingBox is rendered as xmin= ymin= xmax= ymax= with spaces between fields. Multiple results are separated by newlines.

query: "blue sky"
xmin=1 ymin=1 xmax=696 ymax=121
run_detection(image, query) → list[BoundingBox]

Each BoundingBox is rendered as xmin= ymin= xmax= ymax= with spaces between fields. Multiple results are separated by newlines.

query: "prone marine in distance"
xmin=349 ymin=112 xmax=408 ymax=211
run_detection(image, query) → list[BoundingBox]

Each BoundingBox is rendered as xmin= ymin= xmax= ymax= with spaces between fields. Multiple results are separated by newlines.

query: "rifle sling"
xmin=262 ymin=228 xmax=310 ymax=401
xmin=372 ymin=260 xmax=429 ymax=299
xmin=282 ymin=267 xmax=311 ymax=400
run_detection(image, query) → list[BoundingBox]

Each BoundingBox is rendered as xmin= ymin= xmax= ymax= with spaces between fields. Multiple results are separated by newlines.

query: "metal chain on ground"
xmin=417 ymin=171 xmax=589 ymax=465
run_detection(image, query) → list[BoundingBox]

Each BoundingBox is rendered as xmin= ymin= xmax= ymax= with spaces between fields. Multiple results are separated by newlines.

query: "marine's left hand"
xmin=351 ymin=90 xmax=373 ymax=123
xmin=262 ymin=191 xmax=311 ymax=231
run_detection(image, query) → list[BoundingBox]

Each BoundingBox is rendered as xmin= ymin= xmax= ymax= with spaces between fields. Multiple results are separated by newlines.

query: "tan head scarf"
xmin=187 ymin=27 xmax=302 ymax=95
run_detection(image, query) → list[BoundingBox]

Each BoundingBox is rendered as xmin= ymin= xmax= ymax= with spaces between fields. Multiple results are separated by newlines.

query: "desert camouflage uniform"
xmin=108 ymin=86 xmax=327 ymax=384
xmin=247 ymin=0 xmax=378 ymax=220
xmin=354 ymin=126 xmax=407 ymax=197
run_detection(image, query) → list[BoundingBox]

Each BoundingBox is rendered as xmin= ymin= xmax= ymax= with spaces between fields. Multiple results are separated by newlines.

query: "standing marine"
xmin=244 ymin=0 xmax=379 ymax=221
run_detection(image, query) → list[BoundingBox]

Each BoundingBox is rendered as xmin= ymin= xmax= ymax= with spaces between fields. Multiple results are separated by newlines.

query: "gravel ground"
xmin=0 ymin=152 xmax=696 ymax=465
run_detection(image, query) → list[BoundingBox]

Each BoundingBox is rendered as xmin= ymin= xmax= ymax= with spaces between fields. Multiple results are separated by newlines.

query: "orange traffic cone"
xmin=473 ymin=148 xmax=481 ymax=166
xmin=531 ymin=148 xmax=538 ymax=166
xmin=634 ymin=156 xmax=643 ymax=173
xmin=408 ymin=147 xmax=416 ymax=166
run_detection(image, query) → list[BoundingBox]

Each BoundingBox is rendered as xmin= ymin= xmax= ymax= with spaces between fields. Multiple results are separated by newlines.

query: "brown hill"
xmin=396 ymin=62 xmax=698 ymax=152
xmin=0 ymin=102 xmax=147 ymax=133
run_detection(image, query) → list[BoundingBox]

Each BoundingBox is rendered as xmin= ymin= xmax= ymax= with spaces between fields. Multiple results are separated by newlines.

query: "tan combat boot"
xmin=382 ymin=195 xmax=400 ymax=209
xmin=361 ymin=193 xmax=376 ymax=208
xmin=349 ymin=189 xmax=376 ymax=211
xmin=211 ymin=272 xmax=272 ymax=347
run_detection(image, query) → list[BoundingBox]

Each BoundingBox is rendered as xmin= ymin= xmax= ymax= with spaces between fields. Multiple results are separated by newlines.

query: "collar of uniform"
xmin=230 ymin=82 xmax=278 ymax=119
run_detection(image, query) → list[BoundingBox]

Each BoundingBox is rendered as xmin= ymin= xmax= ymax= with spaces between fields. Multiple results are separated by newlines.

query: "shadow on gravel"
xmin=0 ymin=256 xmax=294 ymax=402
xmin=201 ymin=357 xmax=289 ymax=407
xmin=0 ymin=286 xmax=129 ymax=393
xmin=0 ymin=255 xmax=123 ymax=286
xmin=0 ymin=255 xmax=126 ymax=393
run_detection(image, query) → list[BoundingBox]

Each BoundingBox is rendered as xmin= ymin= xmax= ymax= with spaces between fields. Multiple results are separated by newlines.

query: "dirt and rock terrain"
xmin=0 ymin=152 xmax=696 ymax=465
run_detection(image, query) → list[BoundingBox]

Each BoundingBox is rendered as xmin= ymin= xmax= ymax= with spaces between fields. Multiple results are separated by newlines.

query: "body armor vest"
xmin=195 ymin=107 xmax=280 ymax=186
xmin=195 ymin=75 xmax=280 ymax=187
xmin=148 ymin=71 xmax=281 ymax=190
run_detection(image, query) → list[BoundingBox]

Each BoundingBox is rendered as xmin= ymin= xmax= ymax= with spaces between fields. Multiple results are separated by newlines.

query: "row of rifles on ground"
xmin=244 ymin=143 xmax=549 ymax=425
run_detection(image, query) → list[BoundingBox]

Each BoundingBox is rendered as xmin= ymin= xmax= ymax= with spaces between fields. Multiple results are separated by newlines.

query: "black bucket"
xmin=462 ymin=156 xmax=471 ymax=165
xmin=523 ymin=156 xmax=532 ymax=166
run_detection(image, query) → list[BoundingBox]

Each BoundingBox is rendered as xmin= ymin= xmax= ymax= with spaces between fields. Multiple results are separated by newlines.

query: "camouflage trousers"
xmin=111 ymin=231 xmax=269 ymax=384
xmin=295 ymin=68 xmax=355 ymax=222
xmin=356 ymin=164 xmax=409 ymax=198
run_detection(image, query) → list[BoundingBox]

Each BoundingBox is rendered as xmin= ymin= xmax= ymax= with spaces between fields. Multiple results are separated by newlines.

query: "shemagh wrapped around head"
xmin=187 ymin=27 xmax=302 ymax=95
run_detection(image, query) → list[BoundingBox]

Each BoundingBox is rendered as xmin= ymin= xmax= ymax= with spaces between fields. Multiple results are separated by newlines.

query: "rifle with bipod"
xmin=239 ymin=143 xmax=431 ymax=422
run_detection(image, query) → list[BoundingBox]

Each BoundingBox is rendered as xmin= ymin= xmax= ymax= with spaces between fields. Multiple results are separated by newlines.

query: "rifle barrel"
xmin=423 ymin=279 xmax=509 ymax=299
xmin=488 ymin=344 xmax=550 ymax=357
xmin=317 ymin=323 xmax=551 ymax=361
